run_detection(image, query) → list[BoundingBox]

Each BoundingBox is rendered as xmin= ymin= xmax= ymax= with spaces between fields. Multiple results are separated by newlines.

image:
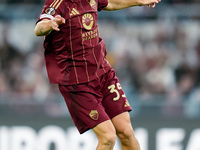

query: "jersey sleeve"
xmin=36 ymin=0 xmax=64 ymax=23
xmin=98 ymin=0 xmax=108 ymax=11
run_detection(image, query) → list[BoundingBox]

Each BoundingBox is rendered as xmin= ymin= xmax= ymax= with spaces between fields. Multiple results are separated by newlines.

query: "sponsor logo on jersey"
xmin=82 ymin=13 xmax=94 ymax=30
xmin=45 ymin=7 xmax=56 ymax=15
xmin=89 ymin=110 xmax=99 ymax=120
xmin=124 ymin=100 xmax=130 ymax=107
xmin=70 ymin=8 xmax=80 ymax=17
xmin=82 ymin=29 xmax=98 ymax=41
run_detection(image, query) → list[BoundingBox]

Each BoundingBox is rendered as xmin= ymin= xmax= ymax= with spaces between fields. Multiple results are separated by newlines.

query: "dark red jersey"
xmin=36 ymin=0 xmax=111 ymax=85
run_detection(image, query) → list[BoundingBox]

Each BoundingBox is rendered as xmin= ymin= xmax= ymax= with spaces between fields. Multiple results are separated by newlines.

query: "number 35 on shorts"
xmin=108 ymin=83 xmax=126 ymax=101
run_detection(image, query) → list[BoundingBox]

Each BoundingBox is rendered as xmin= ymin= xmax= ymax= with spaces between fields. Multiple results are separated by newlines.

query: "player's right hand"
xmin=139 ymin=0 xmax=161 ymax=7
xmin=147 ymin=0 xmax=160 ymax=8
xmin=51 ymin=15 xmax=65 ymax=31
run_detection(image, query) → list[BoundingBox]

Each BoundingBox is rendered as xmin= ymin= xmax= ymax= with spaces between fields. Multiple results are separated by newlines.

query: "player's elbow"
xmin=103 ymin=1 xmax=132 ymax=11
xmin=103 ymin=3 xmax=118 ymax=11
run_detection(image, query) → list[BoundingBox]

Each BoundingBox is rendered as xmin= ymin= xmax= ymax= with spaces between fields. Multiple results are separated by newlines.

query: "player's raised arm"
xmin=104 ymin=0 xmax=160 ymax=11
xmin=34 ymin=15 xmax=65 ymax=36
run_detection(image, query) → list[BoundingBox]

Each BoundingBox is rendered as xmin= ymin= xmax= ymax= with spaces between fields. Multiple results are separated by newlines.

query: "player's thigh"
xmin=101 ymin=69 xmax=132 ymax=119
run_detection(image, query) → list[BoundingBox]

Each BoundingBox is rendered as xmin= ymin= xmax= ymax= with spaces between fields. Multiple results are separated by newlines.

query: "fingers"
xmin=153 ymin=0 xmax=160 ymax=3
xmin=54 ymin=15 xmax=66 ymax=25
xmin=52 ymin=15 xmax=65 ymax=31
xmin=147 ymin=4 xmax=154 ymax=8
xmin=147 ymin=0 xmax=160 ymax=8
xmin=147 ymin=2 xmax=159 ymax=8
xmin=151 ymin=3 xmax=156 ymax=8
xmin=52 ymin=20 xmax=60 ymax=31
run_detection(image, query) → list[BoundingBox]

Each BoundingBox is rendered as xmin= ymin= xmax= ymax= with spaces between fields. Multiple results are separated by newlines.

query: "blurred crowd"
xmin=99 ymin=20 xmax=200 ymax=117
xmin=0 ymin=4 xmax=200 ymax=117
xmin=0 ymin=21 xmax=59 ymax=102
xmin=0 ymin=0 xmax=45 ymax=4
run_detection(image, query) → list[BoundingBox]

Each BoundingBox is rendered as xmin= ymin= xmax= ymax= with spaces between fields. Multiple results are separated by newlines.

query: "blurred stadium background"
xmin=0 ymin=0 xmax=200 ymax=150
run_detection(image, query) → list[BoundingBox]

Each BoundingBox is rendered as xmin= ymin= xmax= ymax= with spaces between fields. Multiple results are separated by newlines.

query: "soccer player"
xmin=34 ymin=0 xmax=160 ymax=149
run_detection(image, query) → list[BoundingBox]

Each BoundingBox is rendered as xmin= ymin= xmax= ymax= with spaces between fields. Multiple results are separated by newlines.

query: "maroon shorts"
xmin=58 ymin=69 xmax=132 ymax=134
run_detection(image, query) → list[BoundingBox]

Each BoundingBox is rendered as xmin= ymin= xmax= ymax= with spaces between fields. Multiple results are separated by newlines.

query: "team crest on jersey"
xmin=89 ymin=110 xmax=99 ymax=120
xmin=90 ymin=0 xmax=97 ymax=10
xmin=82 ymin=13 xmax=94 ymax=30
xmin=45 ymin=7 xmax=56 ymax=15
